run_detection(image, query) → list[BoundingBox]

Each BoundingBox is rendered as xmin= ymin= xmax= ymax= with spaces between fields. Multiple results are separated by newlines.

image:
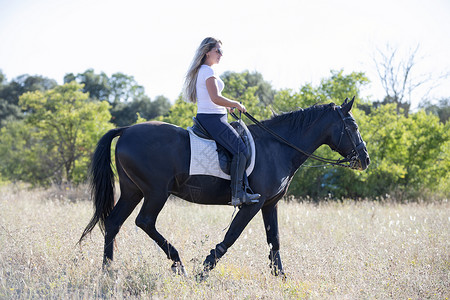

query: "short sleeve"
xmin=196 ymin=65 xmax=227 ymax=114
xmin=200 ymin=65 xmax=215 ymax=82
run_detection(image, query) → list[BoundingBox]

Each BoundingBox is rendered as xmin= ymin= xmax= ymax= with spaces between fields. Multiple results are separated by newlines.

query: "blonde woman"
xmin=184 ymin=37 xmax=260 ymax=206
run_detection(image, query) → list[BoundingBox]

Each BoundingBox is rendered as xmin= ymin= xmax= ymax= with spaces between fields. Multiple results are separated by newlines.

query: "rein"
xmin=231 ymin=109 xmax=359 ymax=169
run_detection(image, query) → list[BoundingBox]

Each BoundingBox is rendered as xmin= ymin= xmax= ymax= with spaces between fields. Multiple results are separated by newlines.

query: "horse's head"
xmin=329 ymin=98 xmax=370 ymax=171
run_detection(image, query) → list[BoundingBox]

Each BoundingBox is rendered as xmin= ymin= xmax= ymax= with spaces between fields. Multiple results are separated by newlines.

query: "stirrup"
xmin=231 ymin=192 xmax=260 ymax=206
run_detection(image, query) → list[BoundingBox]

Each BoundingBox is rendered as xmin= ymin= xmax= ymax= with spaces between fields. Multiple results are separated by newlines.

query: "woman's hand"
xmin=234 ymin=102 xmax=247 ymax=113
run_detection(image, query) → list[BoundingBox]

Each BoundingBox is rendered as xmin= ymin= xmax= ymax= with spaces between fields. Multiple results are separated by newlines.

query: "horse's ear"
xmin=342 ymin=96 xmax=355 ymax=114
xmin=341 ymin=98 xmax=349 ymax=106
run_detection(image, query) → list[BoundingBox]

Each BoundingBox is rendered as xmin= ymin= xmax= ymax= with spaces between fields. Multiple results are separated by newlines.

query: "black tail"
xmin=78 ymin=127 xmax=127 ymax=244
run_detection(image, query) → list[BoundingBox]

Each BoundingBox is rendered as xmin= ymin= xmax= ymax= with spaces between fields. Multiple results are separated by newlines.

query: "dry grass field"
xmin=0 ymin=185 xmax=448 ymax=299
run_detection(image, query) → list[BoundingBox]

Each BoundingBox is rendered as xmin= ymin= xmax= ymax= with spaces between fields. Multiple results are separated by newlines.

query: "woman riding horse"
xmin=79 ymin=95 xmax=370 ymax=278
xmin=183 ymin=37 xmax=260 ymax=206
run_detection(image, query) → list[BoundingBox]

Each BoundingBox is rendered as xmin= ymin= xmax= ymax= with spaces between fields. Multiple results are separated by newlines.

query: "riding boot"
xmin=230 ymin=152 xmax=260 ymax=206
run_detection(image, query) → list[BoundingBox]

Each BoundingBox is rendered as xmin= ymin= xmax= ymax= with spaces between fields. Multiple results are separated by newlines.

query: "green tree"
xmin=0 ymin=120 xmax=39 ymax=183
xmin=318 ymin=70 xmax=369 ymax=104
xmin=64 ymin=69 xmax=110 ymax=101
xmin=419 ymin=98 xmax=450 ymax=124
xmin=157 ymin=96 xmax=197 ymax=128
xmin=2 ymin=81 xmax=114 ymax=185
xmin=354 ymin=104 xmax=409 ymax=197
xmin=0 ymin=73 xmax=57 ymax=127
xmin=65 ymin=69 xmax=146 ymax=105
xmin=112 ymin=95 xmax=171 ymax=126
xmin=150 ymin=95 xmax=172 ymax=118
xmin=271 ymin=89 xmax=303 ymax=112
xmin=64 ymin=69 xmax=169 ymax=126
xmin=222 ymin=70 xmax=276 ymax=105
xmin=227 ymin=86 xmax=272 ymax=123
xmin=355 ymin=104 xmax=449 ymax=199
xmin=157 ymin=71 xmax=272 ymax=128
xmin=272 ymin=70 xmax=369 ymax=113
xmin=108 ymin=72 xmax=145 ymax=105
xmin=282 ymin=71 xmax=370 ymax=199
xmin=401 ymin=110 xmax=449 ymax=197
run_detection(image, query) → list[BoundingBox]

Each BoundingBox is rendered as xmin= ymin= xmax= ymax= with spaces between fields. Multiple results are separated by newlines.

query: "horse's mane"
xmin=260 ymin=103 xmax=337 ymax=128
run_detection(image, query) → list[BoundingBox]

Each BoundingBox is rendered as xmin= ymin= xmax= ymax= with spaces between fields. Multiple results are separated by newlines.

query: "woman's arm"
xmin=206 ymin=77 xmax=247 ymax=112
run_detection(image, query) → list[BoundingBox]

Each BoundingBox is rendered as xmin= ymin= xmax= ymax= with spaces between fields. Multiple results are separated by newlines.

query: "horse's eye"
xmin=349 ymin=122 xmax=358 ymax=130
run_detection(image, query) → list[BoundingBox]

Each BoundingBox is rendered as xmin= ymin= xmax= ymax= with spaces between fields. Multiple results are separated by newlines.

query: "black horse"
xmin=79 ymin=98 xmax=370 ymax=277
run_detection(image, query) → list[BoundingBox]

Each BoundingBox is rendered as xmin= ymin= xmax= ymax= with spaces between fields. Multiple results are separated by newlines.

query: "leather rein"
xmin=231 ymin=108 xmax=365 ymax=169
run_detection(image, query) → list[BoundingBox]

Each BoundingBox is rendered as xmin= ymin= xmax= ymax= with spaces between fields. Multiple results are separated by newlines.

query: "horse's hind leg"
xmin=103 ymin=193 xmax=142 ymax=265
xmin=135 ymin=190 xmax=186 ymax=275
xmin=103 ymin=181 xmax=143 ymax=266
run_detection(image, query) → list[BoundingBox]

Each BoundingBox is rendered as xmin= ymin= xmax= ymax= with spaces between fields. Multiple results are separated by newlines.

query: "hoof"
xmin=195 ymin=261 xmax=213 ymax=282
xmin=171 ymin=261 xmax=188 ymax=277
xmin=195 ymin=270 xmax=209 ymax=282
xmin=102 ymin=258 xmax=113 ymax=273
xmin=271 ymin=268 xmax=287 ymax=280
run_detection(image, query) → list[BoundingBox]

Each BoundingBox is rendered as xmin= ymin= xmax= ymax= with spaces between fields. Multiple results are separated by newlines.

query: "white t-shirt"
xmin=196 ymin=65 xmax=227 ymax=114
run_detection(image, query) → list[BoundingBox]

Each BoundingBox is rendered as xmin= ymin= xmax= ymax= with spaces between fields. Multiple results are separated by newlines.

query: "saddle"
xmin=188 ymin=117 xmax=254 ymax=177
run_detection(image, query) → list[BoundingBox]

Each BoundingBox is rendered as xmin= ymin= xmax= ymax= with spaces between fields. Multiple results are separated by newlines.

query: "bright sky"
xmin=1 ymin=0 xmax=449 ymax=109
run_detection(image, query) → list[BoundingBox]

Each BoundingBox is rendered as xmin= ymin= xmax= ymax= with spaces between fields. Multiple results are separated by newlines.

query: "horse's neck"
xmin=263 ymin=115 xmax=330 ymax=172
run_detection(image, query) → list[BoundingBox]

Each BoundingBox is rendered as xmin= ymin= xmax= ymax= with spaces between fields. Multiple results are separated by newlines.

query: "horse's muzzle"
xmin=347 ymin=142 xmax=370 ymax=171
xmin=355 ymin=148 xmax=370 ymax=171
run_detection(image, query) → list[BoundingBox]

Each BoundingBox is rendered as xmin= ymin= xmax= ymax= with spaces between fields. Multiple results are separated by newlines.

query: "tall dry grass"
xmin=0 ymin=184 xmax=448 ymax=299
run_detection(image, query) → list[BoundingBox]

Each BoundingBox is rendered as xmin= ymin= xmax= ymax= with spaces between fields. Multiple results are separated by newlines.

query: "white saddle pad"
xmin=187 ymin=125 xmax=256 ymax=180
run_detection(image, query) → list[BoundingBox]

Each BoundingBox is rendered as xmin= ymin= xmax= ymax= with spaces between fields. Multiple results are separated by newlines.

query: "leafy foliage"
xmin=112 ymin=95 xmax=171 ymax=126
xmin=64 ymin=69 xmax=170 ymax=126
xmin=156 ymin=79 xmax=272 ymax=128
xmin=221 ymin=70 xmax=276 ymax=105
xmin=0 ymin=82 xmax=113 ymax=185
xmin=281 ymin=71 xmax=370 ymax=198
xmin=419 ymin=98 xmax=450 ymax=124
xmin=156 ymin=96 xmax=197 ymax=128
xmin=278 ymin=71 xmax=449 ymax=200
xmin=0 ymin=68 xmax=448 ymax=199
xmin=0 ymin=72 xmax=57 ymax=127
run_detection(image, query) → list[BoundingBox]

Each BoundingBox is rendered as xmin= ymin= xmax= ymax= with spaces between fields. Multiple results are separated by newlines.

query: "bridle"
xmin=334 ymin=108 xmax=367 ymax=169
xmin=231 ymin=107 xmax=366 ymax=169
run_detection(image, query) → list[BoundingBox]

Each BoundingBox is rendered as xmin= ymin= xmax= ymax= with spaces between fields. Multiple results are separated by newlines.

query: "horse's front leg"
xmin=199 ymin=200 xmax=264 ymax=278
xmin=262 ymin=202 xmax=286 ymax=278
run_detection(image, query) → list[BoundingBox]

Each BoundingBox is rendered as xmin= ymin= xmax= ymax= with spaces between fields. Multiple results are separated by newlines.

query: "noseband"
xmin=234 ymin=108 xmax=365 ymax=169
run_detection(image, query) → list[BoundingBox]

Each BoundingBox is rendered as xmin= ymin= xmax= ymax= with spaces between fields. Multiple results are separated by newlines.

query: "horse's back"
xmin=115 ymin=121 xmax=190 ymax=182
xmin=118 ymin=121 xmax=187 ymax=145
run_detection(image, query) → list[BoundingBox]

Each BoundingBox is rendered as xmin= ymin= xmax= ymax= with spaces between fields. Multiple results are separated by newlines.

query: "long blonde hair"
xmin=183 ymin=37 xmax=222 ymax=103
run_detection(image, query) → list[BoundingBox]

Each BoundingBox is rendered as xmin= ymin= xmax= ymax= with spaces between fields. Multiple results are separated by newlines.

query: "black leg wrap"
xmin=203 ymin=243 xmax=227 ymax=271
xmin=269 ymin=250 xmax=286 ymax=278
xmin=158 ymin=239 xmax=181 ymax=262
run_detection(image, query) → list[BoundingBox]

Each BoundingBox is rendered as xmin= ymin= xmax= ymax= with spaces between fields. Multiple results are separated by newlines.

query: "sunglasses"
xmin=214 ymin=48 xmax=223 ymax=56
